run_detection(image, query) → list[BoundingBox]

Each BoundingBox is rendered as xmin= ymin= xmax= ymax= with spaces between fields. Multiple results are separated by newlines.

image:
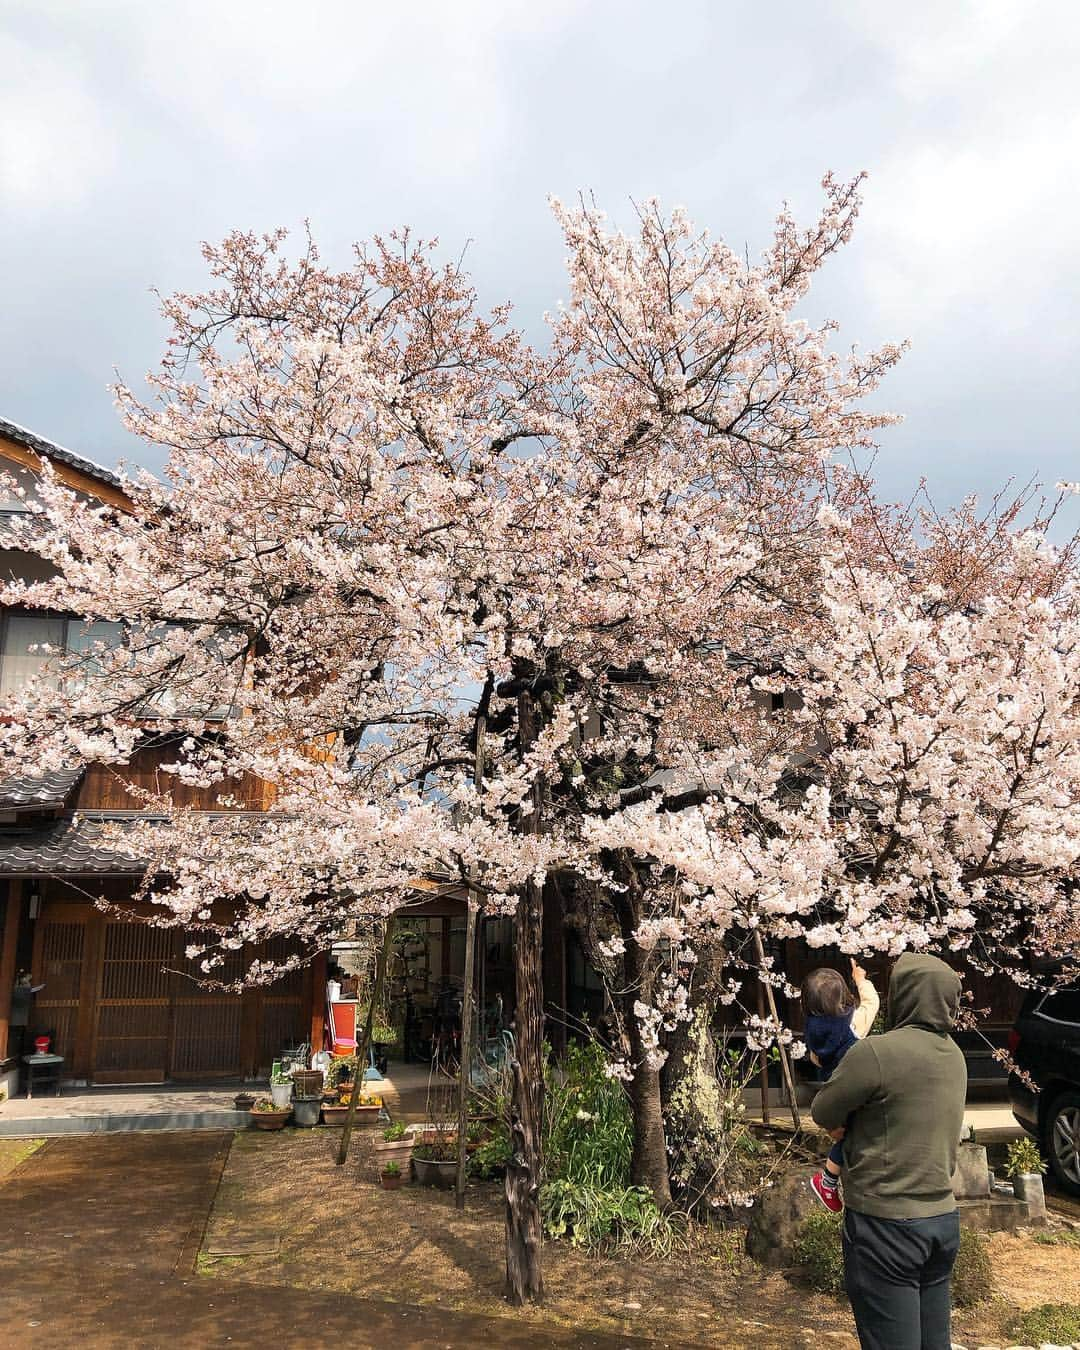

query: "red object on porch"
xmin=329 ymin=1002 xmax=357 ymax=1055
xmin=34 ymin=1035 xmax=51 ymax=1054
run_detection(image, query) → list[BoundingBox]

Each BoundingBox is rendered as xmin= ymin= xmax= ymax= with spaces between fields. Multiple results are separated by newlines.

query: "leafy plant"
xmin=543 ymin=1039 xmax=633 ymax=1190
xmin=269 ymin=1061 xmax=289 ymax=1086
xmin=382 ymin=1121 xmax=408 ymax=1142
xmin=324 ymin=1056 xmax=357 ymax=1091
xmin=539 ymin=1179 xmax=686 ymax=1257
xmin=251 ymin=1098 xmax=286 ymax=1113
xmin=1004 ymin=1136 xmax=1046 ymax=1178
xmin=793 ymin=1209 xmax=845 ymax=1295
xmin=414 ymin=1140 xmax=456 ymax=1162
xmin=1010 ymin=1302 xmax=1080 ymax=1344
xmin=468 ymin=1126 xmax=511 ymax=1180
xmin=382 ymin=1160 xmax=401 ymax=1177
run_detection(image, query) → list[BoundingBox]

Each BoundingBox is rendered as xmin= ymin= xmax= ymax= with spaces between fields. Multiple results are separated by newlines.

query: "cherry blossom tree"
xmin=10 ymin=174 xmax=1078 ymax=1293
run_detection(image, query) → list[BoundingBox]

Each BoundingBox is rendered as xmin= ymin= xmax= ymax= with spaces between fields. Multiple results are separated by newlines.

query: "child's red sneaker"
xmin=810 ymin=1171 xmax=843 ymax=1213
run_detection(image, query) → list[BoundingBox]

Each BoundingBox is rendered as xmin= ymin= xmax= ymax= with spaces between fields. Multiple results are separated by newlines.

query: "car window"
xmin=1039 ymin=988 xmax=1080 ymax=1024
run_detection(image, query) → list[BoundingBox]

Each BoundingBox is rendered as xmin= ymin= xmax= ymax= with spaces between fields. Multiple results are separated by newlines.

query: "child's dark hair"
xmin=802 ymin=967 xmax=855 ymax=1018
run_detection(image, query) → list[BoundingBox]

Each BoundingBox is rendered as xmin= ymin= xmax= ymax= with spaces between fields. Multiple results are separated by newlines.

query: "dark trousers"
xmin=842 ymin=1207 xmax=960 ymax=1350
xmin=827 ymin=1138 xmax=845 ymax=1170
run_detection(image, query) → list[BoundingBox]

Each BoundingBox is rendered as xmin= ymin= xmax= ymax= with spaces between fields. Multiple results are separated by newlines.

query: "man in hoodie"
xmin=810 ymin=952 xmax=967 ymax=1350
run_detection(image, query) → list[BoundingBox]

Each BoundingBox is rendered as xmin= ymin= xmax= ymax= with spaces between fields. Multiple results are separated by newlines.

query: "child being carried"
xmin=802 ymin=957 xmax=879 ymax=1213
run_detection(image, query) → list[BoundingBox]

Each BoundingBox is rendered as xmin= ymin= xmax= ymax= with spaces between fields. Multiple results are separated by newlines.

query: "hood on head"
xmin=887 ymin=953 xmax=962 ymax=1033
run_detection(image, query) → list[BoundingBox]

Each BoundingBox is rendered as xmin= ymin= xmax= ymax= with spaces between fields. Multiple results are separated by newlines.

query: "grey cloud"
xmin=1 ymin=0 xmax=1077 ymax=508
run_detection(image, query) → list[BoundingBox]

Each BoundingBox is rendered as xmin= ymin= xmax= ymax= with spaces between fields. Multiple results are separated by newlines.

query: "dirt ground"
xmin=202 ymin=1128 xmax=1080 ymax=1349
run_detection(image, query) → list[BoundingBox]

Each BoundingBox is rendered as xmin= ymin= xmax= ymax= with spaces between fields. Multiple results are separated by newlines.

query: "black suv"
xmin=1009 ymin=983 xmax=1080 ymax=1196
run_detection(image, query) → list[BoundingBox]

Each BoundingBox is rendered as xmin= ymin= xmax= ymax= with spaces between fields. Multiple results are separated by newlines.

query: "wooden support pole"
xmin=756 ymin=969 xmax=771 ymax=1126
xmin=752 ymin=930 xmax=801 ymax=1130
xmin=455 ymin=705 xmax=487 ymax=1209
xmin=0 ymin=882 xmax=23 ymax=1062
xmin=337 ymin=922 xmax=393 ymax=1167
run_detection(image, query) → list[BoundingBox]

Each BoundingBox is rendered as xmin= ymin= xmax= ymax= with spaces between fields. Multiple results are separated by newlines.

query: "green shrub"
xmin=793 ymin=1209 xmax=845 ymax=1295
xmin=540 ymin=1178 xmax=686 ymax=1256
xmin=950 ymin=1228 xmax=992 ymax=1309
xmin=793 ymin=1214 xmax=991 ymax=1307
xmin=1010 ymin=1302 xmax=1080 ymax=1345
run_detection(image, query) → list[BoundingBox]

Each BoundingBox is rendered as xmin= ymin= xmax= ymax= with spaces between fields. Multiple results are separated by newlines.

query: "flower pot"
xmin=270 ymin=1081 xmax=292 ymax=1110
xmin=250 ymin=1107 xmax=291 ymax=1130
xmin=292 ymin=1069 xmax=324 ymax=1098
xmin=291 ymin=1095 xmax=322 ymax=1128
xmin=380 ymin=1172 xmax=403 ymax=1190
xmin=233 ymin=1091 xmax=257 ymax=1112
xmin=1012 ymin=1171 xmax=1047 ymax=1220
xmin=320 ymin=1104 xmax=351 ymax=1126
xmin=412 ymin=1157 xmax=457 ymax=1189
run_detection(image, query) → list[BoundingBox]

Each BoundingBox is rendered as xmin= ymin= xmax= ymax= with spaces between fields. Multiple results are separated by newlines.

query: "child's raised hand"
xmin=850 ymin=957 xmax=866 ymax=983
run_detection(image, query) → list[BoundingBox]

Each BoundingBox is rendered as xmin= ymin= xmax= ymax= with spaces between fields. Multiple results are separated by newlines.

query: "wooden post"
xmin=455 ymin=705 xmax=486 ymax=1209
xmin=752 ymin=930 xmax=801 ymax=1130
xmin=756 ymin=969 xmax=771 ymax=1126
xmin=336 ymin=922 xmax=393 ymax=1167
xmin=0 ymin=882 xmax=23 ymax=1062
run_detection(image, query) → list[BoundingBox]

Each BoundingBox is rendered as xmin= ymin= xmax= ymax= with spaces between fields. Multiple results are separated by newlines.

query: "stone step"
xmin=0 ymin=1109 xmax=251 ymax=1137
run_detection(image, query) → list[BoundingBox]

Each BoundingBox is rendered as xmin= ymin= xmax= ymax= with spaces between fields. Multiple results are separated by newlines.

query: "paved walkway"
xmin=0 ymin=1132 xmax=691 ymax=1349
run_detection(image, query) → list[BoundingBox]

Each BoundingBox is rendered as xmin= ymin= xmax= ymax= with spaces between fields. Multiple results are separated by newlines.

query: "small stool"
xmin=22 ymin=1053 xmax=64 ymax=1099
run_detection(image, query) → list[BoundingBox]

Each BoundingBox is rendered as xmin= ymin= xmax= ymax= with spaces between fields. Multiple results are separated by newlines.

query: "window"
xmin=0 ymin=613 xmax=66 ymax=691
xmin=0 ymin=612 xmax=234 ymax=720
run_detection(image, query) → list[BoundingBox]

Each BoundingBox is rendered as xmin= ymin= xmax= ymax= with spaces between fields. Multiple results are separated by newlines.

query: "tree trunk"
xmin=505 ymin=684 xmax=545 ymax=1305
xmin=622 ymin=933 xmax=673 ymax=1207
xmin=505 ymin=875 xmax=545 ymax=1304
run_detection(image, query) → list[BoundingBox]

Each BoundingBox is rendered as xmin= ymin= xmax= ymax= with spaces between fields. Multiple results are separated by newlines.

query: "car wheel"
xmin=1044 ymin=1090 xmax=1080 ymax=1197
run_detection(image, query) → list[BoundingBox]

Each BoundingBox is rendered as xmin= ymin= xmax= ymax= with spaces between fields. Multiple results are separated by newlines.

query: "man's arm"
xmin=810 ymin=1039 xmax=881 ymax=1131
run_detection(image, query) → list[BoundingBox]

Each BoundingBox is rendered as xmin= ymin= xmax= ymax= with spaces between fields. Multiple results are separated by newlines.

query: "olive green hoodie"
xmin=810 ymin=953 xmax=967 ymax=1219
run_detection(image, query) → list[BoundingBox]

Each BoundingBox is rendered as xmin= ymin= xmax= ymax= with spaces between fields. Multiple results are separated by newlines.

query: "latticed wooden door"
xmin=169 ymin=942 xmax=244 ymax=1079
xmin=30 ymin=908 xmax=87 ymax=1063
xmin=91 ymin=920 xmax=174 ymax=1083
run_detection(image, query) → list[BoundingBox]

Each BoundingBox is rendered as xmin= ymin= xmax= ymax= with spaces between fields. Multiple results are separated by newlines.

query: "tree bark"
xmin=622 ymin=929 xmax=673 ymax=1207
xmin=505 ymin=875 xmax=545 ymax=1304
xmin=505 ymin=684 xmax=545 ymax=1304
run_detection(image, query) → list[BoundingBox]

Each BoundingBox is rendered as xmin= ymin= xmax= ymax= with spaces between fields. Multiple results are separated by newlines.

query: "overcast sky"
xmin=2 ymin=0 xmax=1078 ymax=509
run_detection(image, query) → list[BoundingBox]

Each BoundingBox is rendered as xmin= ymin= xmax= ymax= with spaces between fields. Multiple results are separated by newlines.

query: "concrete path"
xmin=0 ymin=1132 xmax=693 ymax=1349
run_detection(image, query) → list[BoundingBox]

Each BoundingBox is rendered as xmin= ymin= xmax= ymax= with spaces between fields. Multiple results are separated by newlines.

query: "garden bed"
xmin=204 ymin=1129 xmax=1080 ymax=1348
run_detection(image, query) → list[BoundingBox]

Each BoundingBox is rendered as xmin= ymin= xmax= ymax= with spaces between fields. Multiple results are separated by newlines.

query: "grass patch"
xmin=0 ymin=1138 xmax=45 ymax=1180
xmin=1032 ymin=1227 xmax=1080 ymax=1248
xmin=1010 ymin=1302 xmax=1080 ymax=1345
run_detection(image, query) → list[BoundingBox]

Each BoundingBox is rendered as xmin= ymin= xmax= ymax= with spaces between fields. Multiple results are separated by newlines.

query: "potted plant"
xmin=1004 ymin=1137 xmax=1047 ymax=1219
xmin=380 ymin=1160 xmax=403 ymax=1191
xmin=339 ymin=1092 xmax=383 ymax=1123
xmin=412 ymin=1132 xmax=458 ymax=1188
xmin=373 ymin=1119 xmax=415 ymax=1170
xmin=325 ymin=1054 xmax=358 ymax=1099
xmin=250 ymin=1098 xmax=291 ymax=1130
xmin=269 ymin=1062 xmax=292 ymax=1110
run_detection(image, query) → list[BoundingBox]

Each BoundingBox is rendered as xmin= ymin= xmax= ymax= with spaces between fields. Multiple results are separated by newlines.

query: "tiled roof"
xmin=0 ymin=814 xmax=146 ymax=876
xmin=0 ymin=415 xmax=124 ymax=490
xmin=0 ymin=768 xmax=85 ymax=814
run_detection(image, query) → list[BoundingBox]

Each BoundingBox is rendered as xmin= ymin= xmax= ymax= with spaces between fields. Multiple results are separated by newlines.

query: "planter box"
xmin=412 ymin=1157 xmax=457 ymax=1189
xmin=320 ymin=1104 xmax=351 ymax=1126
xmin=250 ymin=1108 xmax=291 ymax=1130
xmin=372 ymin=1137 xmax=415 ymax=1171
xmin=341 ymin=1103 xmax=382 ymax=1124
